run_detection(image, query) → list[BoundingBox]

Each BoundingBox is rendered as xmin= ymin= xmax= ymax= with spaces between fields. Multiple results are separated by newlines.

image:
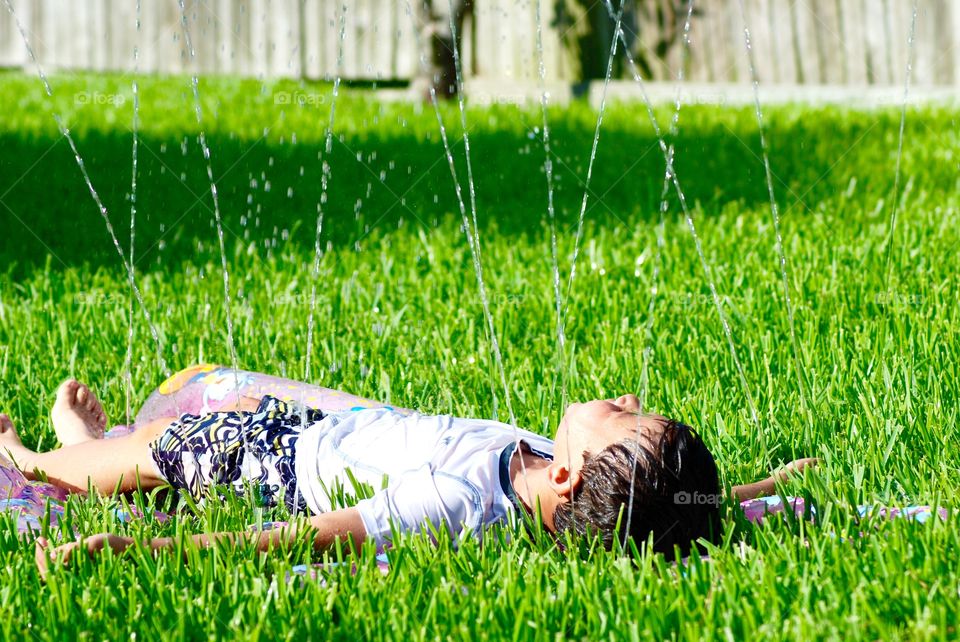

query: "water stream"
xmin=623 ymin=0 xmax=694 ymax=549
xmin=737 ymin=0 xmax=811 ymax=427
xmin=884 ymin=1 xmax=919 ymax=291
xmin=305 ymin=6 xmax=347 ymax=384
xmin=533 ymin=0 xmax=567 ymax=430
xmin=122 ymin=0 xmax=142 ymax=426
xmin=602 ymin=0 xmax=768 ymax=468
xmin=297 ymin=3 xmax=348 ymax=521
xmin=176 ymin=1 xmax=243 ymax=412
xmin=4 ymin=0 xmax=172 ymax=384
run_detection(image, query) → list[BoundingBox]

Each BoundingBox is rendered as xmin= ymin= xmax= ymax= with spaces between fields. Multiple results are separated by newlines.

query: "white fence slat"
xmin=211 ymin=0 xmax=232 ymax=74
xmin=839 ymin=0 xmax=868 ymax=85
xmin=372 ymin=0 xmax=394 ymax=79
xmin=786 ymin=0 xmax=809 ymax=83
xmin=321 ymin=0 xmax=339 ymax=79
xmin=42 ymin=0 xmax=60 ymax=69
xmin=91 ymin=0 xmax=106 ymax=70
xmin=137 ymin=0 xmax=158 ymax=73
xmin=471 ymin=0 xmax=489 ymax=77
xmin=814 ymin=0 xmax=844 ymax=84
xmin=764 ymin=0 xmax=785 ymax=84
xmin=915 ymin=0 xmax=947 ymax=86
xmin=302 ymin=0 xmax=323 ymax=78
xmin=888 ymin=0 xmax=911 ymax=88
xmin=368 ymin=0 xmax=393 ymax=79
xmin=355 ymin=0 xmax=371 ymax=78
xmin=247 ymin=0 xmax=262 ymax=77
xmin=500 ymin=0 xmax=526 ymax=80
xmin=931 ymin=0 xmax=953 ymax=85
xmin=727 ymin=0 xmax=750 ymax=82
xmin=106 ymin=0 xmax=128 ymax=73
xmin=273 ymin=0 xmax=299 ymax=76
xmin=952 ymin=0 xmax=960 ymax=84
xmin=742 ymin=0 xmax=772 ymax=84
xmin=862 ymin=0 xmax=887 ymax=83
xmin=395 ymin=0 xmax=418 ymax=78
xmin=0 ymin=2 xmax=12 ymax=66
xmin=690 ymin=0 xmax=724 ymax=82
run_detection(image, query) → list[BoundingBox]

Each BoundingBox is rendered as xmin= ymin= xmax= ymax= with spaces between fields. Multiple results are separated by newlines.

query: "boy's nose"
xmin=615 ymin=394 xmax=640 ymax=411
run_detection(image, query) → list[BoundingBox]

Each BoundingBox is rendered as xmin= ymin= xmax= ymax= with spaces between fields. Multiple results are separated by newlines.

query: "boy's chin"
xmin=552 ymin=416 xmax=569 ymax=440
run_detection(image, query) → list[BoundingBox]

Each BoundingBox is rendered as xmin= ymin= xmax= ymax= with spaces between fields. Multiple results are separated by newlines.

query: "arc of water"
xmin=883 ymin=1 xmax=918 ymax=292
xmin=174 ymin=3 xmax=257 ymax=517
xmin=4 ymin=0 xmax=172 ymax=383
xmin=176 ymin=1 xmax=244 ymax=414
xmin=561 ymin=1 xmax=624 ymax=321
xmin=736 ymin=0 xmax=810 ymax=426
xmin=296 ymin=3 xmax=347 ymax=521
xmin=601 ymin=0 xmax=769 ymax=469
xmin=532 ymin=0 xmax=567 ymax=427
xmin=532 ymin=0 xmax=625 ymax=537
xmin=123 ymin=0 xmax=142 ymax=426
xmin=413 ymin=1 xmax=516 ymax=429
xmin=400 ymin=1 xmax=542 ymax=517
xmin=304 ymin=6 xmax=346 ymax=384
xmin=622 ymin=0 xmax=695 ymax=552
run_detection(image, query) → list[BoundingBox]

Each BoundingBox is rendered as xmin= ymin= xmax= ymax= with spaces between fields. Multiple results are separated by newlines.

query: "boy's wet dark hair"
xmin=552 ymin=419 xmax=721 ymax=560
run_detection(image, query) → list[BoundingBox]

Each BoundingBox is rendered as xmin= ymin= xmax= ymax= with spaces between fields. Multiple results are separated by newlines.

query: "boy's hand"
xmin=774 ymin=457 xmax=819 ymax=482
xmin=730 ymin=457 xmax=818 ymax=502
xmin=35 ymin=533 xmax=134 ymax=581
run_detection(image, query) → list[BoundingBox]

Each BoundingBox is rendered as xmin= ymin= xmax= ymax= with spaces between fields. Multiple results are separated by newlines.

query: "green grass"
xmin=1 ymin=70 xmax=960 ymax=640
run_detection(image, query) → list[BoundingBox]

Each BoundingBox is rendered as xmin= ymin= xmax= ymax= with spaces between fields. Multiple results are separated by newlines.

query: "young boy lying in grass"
xmin=0 ymin=367 xmax=815 ymax=575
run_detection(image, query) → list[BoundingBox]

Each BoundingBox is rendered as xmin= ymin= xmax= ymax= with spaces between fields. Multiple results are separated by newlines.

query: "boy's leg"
xmin=0 ymin=414 xmax=174 ymax=494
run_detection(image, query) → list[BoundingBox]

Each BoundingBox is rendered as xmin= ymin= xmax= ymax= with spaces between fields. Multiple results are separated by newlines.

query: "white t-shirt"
xmin=292 ymin=407 xmax=554 ymax=548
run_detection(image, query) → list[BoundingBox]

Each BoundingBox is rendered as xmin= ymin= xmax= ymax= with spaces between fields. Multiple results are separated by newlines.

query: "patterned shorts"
xmin=149 ymin=396 xmax=325 ymax=513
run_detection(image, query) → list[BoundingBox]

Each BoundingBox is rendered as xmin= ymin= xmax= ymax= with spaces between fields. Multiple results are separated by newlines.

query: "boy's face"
xmin=552 ymin=395 xmax=668 ymax=478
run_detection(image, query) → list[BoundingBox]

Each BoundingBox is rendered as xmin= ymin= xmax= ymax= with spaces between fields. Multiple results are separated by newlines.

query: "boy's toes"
xmin=0 ymin=414 xmax=13 ymax=433
xmin=52 ymin=379 xmax=107 ymax=442
xmin=77 ymin=384 xmax=90 ymax=408
xmin=56 ymin=380 xmax=81 ymax=406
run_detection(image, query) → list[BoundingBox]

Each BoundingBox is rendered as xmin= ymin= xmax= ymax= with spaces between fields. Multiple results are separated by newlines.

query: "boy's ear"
xmin=547 ymin=462 xmax=581 ymax=498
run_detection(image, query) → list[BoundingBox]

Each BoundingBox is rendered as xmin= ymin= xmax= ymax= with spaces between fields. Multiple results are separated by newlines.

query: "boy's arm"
xmin=36 ymin=508 xmax=367 ymax=579
xmin=729 ymin=457 xmax=818 ymax=502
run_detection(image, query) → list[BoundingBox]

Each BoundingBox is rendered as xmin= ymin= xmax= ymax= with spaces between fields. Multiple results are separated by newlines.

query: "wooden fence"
xmin=0 ymin=0 xmax=957 ymax=85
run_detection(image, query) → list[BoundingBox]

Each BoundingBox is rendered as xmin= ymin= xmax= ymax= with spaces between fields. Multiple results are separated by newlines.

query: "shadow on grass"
xmin=0 ymin=109 xmax=916 ymax=275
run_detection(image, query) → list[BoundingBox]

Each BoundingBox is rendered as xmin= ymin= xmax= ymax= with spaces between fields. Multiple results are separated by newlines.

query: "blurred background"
xmin=1 ymin=0 xmax=957 ymax=99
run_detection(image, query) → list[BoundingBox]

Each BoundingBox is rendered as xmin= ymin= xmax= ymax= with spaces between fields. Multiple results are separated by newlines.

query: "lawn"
xmin=1 ymin=70 xmax=959 ymax=640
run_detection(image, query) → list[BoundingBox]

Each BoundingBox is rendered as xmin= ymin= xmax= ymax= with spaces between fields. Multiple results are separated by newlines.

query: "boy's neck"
xmin=509 ymin=444 xmax=560 ymax=531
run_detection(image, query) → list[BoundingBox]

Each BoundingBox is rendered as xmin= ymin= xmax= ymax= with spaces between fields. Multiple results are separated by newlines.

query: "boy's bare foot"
xmin=0 ymin=413 xmax=31 ymax=465
xmin=51 ymin=380 xmax=107 ymax=446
